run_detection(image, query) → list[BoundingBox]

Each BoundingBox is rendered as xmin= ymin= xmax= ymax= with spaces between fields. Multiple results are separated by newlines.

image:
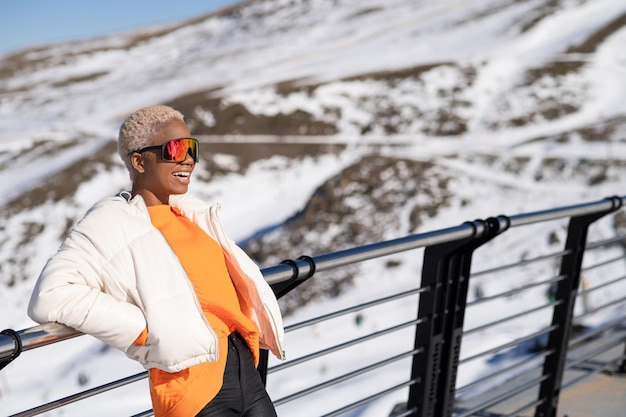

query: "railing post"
xmin=259 ymin=256 xmax=317 ymax=386
xmin=535 ymin=197 xmax=623 ymax=417
xmin=408 ymin=217 xmax=508 ymax=417
xmin=258 ymin=349 xmax=269 ymax=385
xmin=617 ymin=342 xmax=626 ymax=374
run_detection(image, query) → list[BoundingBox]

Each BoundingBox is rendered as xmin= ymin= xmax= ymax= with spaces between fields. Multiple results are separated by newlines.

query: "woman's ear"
xmin=130 ymin=152 xmax=146 ymax=174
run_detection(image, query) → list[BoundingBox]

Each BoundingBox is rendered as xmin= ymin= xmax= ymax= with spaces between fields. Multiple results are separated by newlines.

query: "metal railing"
xmin=2 ymin=195 xmax=626 ymax=417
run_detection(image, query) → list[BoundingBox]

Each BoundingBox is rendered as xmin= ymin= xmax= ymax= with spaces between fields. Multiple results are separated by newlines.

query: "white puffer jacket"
xmin=28 ymin=193 xmax=285 ymax=372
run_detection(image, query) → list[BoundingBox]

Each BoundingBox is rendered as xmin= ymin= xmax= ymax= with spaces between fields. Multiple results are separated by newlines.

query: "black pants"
xmin=195 ymin=333 xmax=277 ymax=417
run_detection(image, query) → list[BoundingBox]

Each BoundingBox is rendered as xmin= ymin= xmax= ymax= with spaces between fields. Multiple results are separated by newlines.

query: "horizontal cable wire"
xmin=389 ymin=406 xmax=419 ymax=417
xmin=500 ymin=398 xmax=546 ymax=417
xmin=284 ymin=287 xmax=425 ymax=333
xmin=269 ymin=317 xmax=424 ymax=374
xmin=464 ymin=300 xmax=560 ymax=336
xmin=454 ymin=374 xmax=550 ymax=417
xmin=460 ymin=326 xmax=558 ymax=364
xmin=273 ymin=348 xmax=420 ymax=406
xmin=576 ymin=294 xmax=626 ymax=319
xmin=579 ymin=274 xmax=626 ymax=297
xmin=320 ymin=380 xmax=417 ymax=417
xmin=581 ymin=253 xmax=626 ymax=271
xmin=586 ymin=234 xmax=626 ymax=250
xmin=9 ymin=372 xmax=147 ymax=417
xmin=562 ymin=352 xmax=626 ymax=391
xmin=467 ymin=274 xmax=565 ymax=308
xmin=470 ymin=249 xmax=570 ymax=278
xmin=565 ymin=333 xmax=626 ymax=372
xmin=569 ymin=315 xmax=626 ymax=346
xmin=456 ymin=350 xmax=549 ymax=395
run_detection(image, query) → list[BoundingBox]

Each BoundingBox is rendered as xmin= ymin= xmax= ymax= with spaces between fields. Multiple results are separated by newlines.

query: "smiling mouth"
xmin=173 ymin=172 xmax=191 ymax=178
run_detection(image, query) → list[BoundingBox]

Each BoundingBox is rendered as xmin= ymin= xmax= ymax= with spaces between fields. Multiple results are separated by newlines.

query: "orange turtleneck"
xmin=139 ymin=205 xmax=260 ymax=417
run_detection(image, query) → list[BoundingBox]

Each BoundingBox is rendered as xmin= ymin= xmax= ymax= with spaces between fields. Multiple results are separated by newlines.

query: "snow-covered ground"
xmin=1 ymin=0 xmax=626 ymax=415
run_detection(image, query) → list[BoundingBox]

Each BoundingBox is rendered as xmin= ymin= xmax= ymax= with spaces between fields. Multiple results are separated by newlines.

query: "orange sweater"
xmin=141 ymin=205 xmax=260 ymax=417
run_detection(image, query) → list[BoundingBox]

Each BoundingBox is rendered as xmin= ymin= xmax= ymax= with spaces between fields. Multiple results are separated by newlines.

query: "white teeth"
xmin=173 ymin=172 xmax=190 ymax=177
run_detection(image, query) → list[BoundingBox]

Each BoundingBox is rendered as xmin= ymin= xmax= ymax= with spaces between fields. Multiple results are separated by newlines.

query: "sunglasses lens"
xmin=163 ymin=138 xmax=198 ymax=162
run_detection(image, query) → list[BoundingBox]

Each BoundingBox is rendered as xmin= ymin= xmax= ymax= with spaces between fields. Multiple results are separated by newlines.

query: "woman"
xmin=28 ymin=105 xmax=285 ymax=417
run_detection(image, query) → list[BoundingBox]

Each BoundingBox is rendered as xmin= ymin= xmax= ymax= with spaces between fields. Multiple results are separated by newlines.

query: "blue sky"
xmin=0 ymin=0 xmax=239 ymax=55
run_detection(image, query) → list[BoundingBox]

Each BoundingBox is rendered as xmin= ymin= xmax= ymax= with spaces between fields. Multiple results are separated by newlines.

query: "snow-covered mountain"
xmin=1 ymin=0 xmax=626 ymax=415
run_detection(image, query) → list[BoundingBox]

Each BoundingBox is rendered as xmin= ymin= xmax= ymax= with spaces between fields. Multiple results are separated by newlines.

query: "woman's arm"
xmin=28 ymin=222 xmax=146 ymax=353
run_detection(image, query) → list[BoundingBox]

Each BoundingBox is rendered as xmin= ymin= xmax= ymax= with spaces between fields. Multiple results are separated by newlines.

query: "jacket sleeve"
xmin=28 ymin=215 xmax=147 ymax=353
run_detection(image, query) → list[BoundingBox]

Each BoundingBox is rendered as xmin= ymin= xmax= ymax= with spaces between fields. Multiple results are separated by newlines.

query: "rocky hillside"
xmin=1 ymin=0 xmax=626 ymax=325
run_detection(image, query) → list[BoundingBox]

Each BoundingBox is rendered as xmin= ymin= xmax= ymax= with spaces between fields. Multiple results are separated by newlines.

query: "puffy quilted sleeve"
xmin=28 ymin=199 xmax=147 ymax=353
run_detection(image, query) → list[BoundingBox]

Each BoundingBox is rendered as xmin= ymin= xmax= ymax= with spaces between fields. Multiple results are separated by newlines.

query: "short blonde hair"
xmin=118 ymin=105 xmax=185 ymax=174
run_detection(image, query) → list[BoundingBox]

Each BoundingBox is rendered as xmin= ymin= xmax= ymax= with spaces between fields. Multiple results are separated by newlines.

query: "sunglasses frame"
xmin=129 ymin=138 xmax=199 ymax=162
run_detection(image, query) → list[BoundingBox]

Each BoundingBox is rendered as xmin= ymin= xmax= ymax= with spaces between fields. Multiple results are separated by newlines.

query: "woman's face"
xmin=131 ymin=118 xmax=195 ymax=206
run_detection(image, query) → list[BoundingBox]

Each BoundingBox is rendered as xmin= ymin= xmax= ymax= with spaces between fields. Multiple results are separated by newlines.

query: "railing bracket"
xmin=0 ymin=328 xmax=22 ymax=371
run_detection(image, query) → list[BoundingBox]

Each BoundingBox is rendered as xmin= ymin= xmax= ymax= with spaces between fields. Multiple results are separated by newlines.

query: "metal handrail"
xmin=2 ymin=195 xmax=626 ymax=417
xmin=3 ymin=196 xmax=624 ymax=360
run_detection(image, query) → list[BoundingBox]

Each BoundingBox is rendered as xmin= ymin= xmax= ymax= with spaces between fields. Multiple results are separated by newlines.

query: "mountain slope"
xmin=2 ymin=0 xmax=626 ymax=323
xmin=2 ymin=0 xmax=626 ymax=415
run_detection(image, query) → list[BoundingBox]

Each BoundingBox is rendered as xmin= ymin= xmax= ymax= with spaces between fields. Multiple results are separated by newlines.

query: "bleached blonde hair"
xmin=117 ymin=105 xmax=185 ymax=175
